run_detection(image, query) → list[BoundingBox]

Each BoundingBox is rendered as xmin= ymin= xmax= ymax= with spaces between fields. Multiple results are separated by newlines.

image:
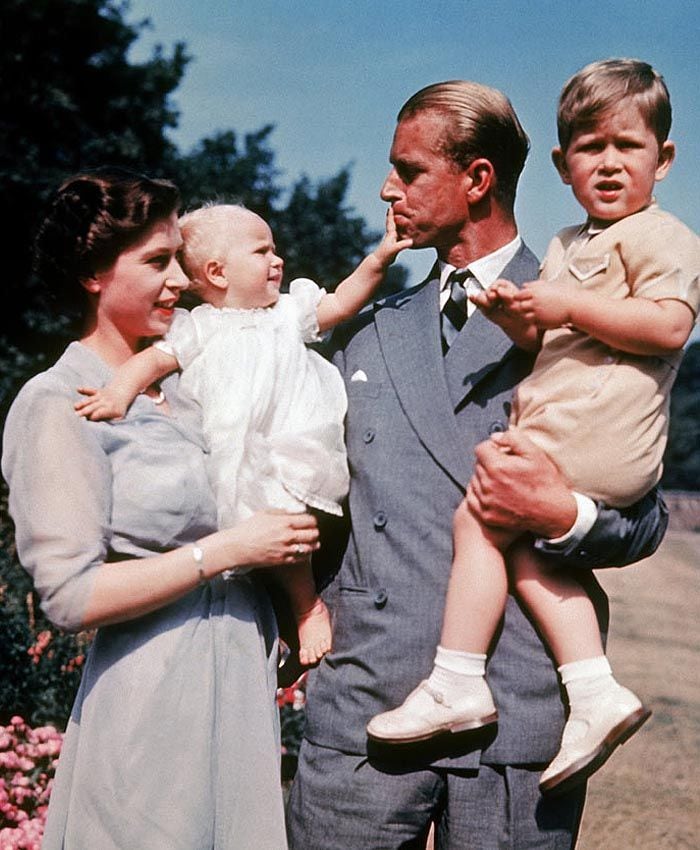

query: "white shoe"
xmin=366 ymin=679 xmax=498 ymax=744
xmin=540 ymin=685 xmax=651 ymax=795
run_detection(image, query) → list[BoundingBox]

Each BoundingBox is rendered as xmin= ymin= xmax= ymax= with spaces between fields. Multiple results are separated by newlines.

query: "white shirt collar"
xmin=438 ymin=235 xmax=522 ymax=292
xmin=438 ymin=235 xmax=522 ymax=311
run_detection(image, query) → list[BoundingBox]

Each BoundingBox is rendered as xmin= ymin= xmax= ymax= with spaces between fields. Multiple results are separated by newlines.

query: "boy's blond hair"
xmin=557 ymin=58 xmax=672 ymax=150
xmin=178 ymin=203 xmax=250 ymax=290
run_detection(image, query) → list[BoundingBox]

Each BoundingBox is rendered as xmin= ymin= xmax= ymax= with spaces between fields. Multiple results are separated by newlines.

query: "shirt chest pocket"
xmin=568 ymin=253 xmax=610 ymax=283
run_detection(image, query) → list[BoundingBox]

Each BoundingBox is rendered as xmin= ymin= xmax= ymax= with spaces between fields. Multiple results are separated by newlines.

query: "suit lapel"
xmin=443 ymin=309 xmax=515 ymax=410
xmin=374 ymin=271 xmax=472 ymax=485
xmin=443 ymin=242 xmax=539 ymax=410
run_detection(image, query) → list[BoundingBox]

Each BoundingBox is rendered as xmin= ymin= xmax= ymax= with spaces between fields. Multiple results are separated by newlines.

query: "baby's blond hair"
xmin=557 ymin=58 xmax=672 ymax=150
xmin=178 ymin=203 xmax=251 ymax=291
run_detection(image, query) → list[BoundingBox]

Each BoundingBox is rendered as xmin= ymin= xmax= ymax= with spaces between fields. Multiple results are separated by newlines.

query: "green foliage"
xmin=270 ymin=169 xmax=407 ymax=298
xmin=661 ymin=342 xmax=700 ymax=491
xmin=0 ymin=0 xmax=409 ymax=741
xmin=0 ymin=0 xmax=406 ymax=410
xmin=1 ymin=0 xmax=187 ymax=361
xmin=172 ymin=127 xmax=282 ymax=216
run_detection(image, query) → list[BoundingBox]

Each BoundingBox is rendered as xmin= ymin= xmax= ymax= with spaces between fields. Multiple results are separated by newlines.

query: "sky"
xmin=126 ymin=0 xmax=700 ymax=341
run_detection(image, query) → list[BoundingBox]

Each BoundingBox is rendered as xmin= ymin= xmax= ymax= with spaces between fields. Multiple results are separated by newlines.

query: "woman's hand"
xmin=208 ymin=510 xmax=320 ymax=573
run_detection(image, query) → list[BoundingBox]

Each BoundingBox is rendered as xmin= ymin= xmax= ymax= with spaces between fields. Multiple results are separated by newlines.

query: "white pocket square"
xmin=350 ymin=369 xmax=368 ymax=382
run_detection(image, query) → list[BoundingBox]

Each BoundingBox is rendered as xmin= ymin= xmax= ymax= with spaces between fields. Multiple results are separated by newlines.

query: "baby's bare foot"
xmin=297 ymin=598 xmax=332 ymax=666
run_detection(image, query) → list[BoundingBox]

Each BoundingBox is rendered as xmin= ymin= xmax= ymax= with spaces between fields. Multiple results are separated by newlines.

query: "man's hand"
xmin=466 ymin=428 xmax=577 ymax=539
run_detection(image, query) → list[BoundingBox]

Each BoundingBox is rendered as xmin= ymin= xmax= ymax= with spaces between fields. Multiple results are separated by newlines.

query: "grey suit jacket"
xmin=303 ymin=242 xmax=665 ymax=768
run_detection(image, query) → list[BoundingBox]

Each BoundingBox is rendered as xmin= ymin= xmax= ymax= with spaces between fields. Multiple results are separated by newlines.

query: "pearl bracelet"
xmin=192 ymin=544 xmax=207 ymax=585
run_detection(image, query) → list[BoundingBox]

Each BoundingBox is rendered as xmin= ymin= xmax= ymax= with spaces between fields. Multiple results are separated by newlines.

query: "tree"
xmin=0 ymin=0 xmax=188 ymax=352
xmin=172 ymin=127 xmax=282 ymax=218
xmin=0 ymin=0 xmax=407 ymax=416
xmin=270 ymin=169 xmax=407 ymax=299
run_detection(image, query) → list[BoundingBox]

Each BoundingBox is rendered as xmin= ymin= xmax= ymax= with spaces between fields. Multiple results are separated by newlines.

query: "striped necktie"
xmin=441 ymin=270 xmax=469 ymax=353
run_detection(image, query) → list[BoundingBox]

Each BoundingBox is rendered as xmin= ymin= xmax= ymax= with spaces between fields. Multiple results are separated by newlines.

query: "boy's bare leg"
xmin=440 ymin=500 xmax=519 ymax=652
xmin=366 ymin=504 xmax=517 ymax=743
xmin=509 ymin=542 xmax=604 ymax=662
xmin=271 ymin=557 xmax=332 ymax=666
xmin=510 ymin=541 xmax=650 ymax=794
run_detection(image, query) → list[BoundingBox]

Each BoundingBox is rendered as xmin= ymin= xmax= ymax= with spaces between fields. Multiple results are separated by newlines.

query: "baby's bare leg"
xmin=272 ymin=557 xmax=331 ymax=666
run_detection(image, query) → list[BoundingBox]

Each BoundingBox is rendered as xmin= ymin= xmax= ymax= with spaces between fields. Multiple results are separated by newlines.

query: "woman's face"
xmin=87 ymin=213 xmax=188 ymax=350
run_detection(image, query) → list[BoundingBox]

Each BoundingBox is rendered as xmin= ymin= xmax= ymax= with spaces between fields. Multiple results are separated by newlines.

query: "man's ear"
xmin=204 ymin=259 xmax=228 ymax=290
xmin=551 ymin=148 xmax=571 ymax=184
xmin=465 ymin=158 xmax=495 ymax=203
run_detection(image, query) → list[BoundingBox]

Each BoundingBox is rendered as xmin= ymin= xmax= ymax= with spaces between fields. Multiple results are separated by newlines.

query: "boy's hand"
xmin=511 ymin=278 xmax=579 ymax=329
xmin=74 ymin=386 xmax=130 ymax=421
xmin=372 ymin=208 xmax=413 ymax=268
xmin=471 ymin=279 xmax=540 ymax=351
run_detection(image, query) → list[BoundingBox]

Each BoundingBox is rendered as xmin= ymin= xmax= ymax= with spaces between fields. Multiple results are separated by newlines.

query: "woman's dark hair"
xmin=33 ymin=166 xmax=181 ymax=322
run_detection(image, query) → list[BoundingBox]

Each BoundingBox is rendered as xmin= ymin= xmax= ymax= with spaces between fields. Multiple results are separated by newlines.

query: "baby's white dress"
xmin=159 ymin=278 xmax=350 ymax=527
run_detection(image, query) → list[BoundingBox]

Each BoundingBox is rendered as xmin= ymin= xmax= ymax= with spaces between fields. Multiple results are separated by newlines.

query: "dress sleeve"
xmin=156 ymin=307 xmax=201 ymax=369
xmin=287 ymin=278 xmax=326 ymax=343
xmin=2 ymin=377 xmax=112 ymax=631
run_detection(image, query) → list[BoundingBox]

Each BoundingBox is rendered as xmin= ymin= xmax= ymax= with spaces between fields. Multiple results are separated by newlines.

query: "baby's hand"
xmin=372 ymin=208 xmax=413 ymax=268
xmin=74 ymin=386 xmax=129 ymax=421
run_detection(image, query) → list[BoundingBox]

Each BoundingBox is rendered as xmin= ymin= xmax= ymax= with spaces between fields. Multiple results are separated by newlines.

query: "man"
xmin=286 ymin=80 xmax=666 ymax=850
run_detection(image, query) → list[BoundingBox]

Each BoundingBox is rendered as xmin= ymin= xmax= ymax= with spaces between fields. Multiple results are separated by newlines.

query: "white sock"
xmin=558 ymin=656 xmax=619 ymax=706
xmin=427 ymin=646 xmax=486 ymax=696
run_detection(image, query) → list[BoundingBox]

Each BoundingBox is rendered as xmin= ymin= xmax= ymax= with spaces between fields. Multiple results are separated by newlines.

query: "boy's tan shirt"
xmin=512 ymin=205 xmax=700 ymax=506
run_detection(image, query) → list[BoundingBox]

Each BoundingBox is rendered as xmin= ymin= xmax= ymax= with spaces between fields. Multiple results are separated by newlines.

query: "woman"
xmin=1 ymin=167 xmax=318 ymax=849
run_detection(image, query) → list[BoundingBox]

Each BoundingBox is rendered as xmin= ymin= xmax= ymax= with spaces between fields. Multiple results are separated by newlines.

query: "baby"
xmin=367 ymin=58 xmax=699 ymax=796
xmin=76 ymin=203 xmax=410 ymax=671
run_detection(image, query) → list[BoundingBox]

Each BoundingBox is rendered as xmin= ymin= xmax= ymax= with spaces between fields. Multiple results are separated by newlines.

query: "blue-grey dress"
xmin=1 ymin=342 xmax=287 ymax=850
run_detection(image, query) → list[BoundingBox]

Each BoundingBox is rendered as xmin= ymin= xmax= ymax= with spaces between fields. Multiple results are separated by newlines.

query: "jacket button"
xmin=363 ymin=429 xmax=375 ymax=443
xmin=374 ymin=589 xmax=388 ymax=608
xmin=489 ymin=421 xmax=506 ymax=434
xmin=373 ymin=511 xmax=387 ymax=530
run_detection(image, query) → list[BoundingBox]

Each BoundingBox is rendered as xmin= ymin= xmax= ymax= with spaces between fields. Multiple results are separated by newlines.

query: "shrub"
xmin=0 ymin=715 xmax=62 ymax=849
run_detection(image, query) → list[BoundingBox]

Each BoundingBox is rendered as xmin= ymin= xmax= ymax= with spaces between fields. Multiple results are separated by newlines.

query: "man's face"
xmin=380 ymin=111 xmax=471 ymax=254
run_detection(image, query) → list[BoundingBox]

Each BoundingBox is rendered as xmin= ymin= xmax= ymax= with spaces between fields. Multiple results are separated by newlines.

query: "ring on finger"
xmin=293 ymin=543 xmax=305 ymax=554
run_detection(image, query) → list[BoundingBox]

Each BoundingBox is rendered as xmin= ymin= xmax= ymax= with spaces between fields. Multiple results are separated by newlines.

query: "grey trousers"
xmin=286 ymin=739 xmax=586 ymax=850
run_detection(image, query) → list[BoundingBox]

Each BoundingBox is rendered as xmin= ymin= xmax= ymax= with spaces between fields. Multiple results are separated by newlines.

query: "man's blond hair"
xmin=397 ymin=80 xmax=530 ymax=209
